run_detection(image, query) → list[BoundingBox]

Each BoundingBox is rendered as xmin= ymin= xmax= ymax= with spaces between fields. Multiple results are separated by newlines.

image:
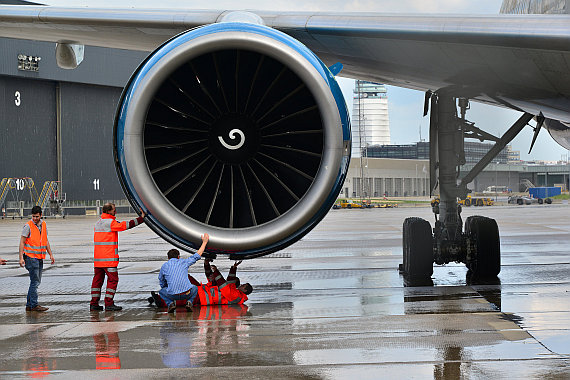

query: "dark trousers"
xmin=91 ymin=267 xmax=119 ymax=306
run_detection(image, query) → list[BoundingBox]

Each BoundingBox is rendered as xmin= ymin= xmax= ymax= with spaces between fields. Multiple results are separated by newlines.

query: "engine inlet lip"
xmin=120 ymin=25 xmax=343 ymax=252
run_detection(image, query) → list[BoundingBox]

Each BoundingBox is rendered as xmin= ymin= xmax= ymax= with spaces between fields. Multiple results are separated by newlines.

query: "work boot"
xmin=26 ymin=305 xmax=49 ymax=312
xmin=105 ymin=304 xmax=123 ymax=311
xmin=185 ymin=301 xmax=193 ymax=312
xmin=90 ymin=304 xmax=104 ymax=311
xmin=167 ymin=302 xmax=176 ymax=313
xmin=151 ymin=291 xmax=162 ymax=307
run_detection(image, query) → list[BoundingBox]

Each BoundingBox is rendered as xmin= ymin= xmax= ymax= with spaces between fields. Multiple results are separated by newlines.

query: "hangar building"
xmin=0 ymin=37 xmax=146 ymax=213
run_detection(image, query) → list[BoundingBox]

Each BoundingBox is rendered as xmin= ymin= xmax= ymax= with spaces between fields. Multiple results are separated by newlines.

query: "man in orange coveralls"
xmin=90 ymin=202 xmax=145 ymax=311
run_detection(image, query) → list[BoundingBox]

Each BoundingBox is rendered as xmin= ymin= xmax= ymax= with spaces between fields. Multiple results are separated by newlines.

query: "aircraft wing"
xmin=2 ymin=5 xmax=570 ymax=257
xmin=0 ymin=6 xmax=569 ymax=118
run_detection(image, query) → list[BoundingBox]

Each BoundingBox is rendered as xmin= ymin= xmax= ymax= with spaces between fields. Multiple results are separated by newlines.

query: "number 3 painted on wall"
xmin=15 ymin=91 xmax=21 ymax=106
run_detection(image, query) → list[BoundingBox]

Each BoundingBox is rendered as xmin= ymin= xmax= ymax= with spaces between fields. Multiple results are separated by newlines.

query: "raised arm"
xmin=195 ymin=233 xmax=209 ymax=256
xmin=205 ymin=259 xmax=226 ymax=286
xmin=204 ymin=258 xmax=213 ymax=277
xmin=111 ymin=211 xmax=145 ymax=232
xmin=227 ymin=260 xmax=242 ymax=283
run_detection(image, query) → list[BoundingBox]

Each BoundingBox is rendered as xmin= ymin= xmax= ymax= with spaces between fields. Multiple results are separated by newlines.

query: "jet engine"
xmin=545 ymin=118 xmax=570 ymax=151
xmin=114 ymin=22 xmax=351 ymax=258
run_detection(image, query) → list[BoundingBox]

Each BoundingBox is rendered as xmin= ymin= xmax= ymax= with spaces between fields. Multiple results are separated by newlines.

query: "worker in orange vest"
xmin=19 ymin=206 xmax=55 ymax=312
xmin=90 ymin=202 xmax=145 ymax=311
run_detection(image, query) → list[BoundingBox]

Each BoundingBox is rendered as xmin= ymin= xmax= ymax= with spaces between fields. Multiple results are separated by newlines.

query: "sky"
xmin=41 ymin=0 xmax=570 ymax=161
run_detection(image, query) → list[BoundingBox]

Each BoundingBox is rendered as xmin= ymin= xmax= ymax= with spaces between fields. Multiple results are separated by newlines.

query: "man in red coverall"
xmin=149 ymin=259 xmax=252 ymax=308
xmin=193 ymin=259 xmax=252 ymax=305
xmin=90 ymin=203 xmax=145 ymax=311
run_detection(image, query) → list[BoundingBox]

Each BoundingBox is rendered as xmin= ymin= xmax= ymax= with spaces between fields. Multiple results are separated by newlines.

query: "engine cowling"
xmin=545 ymin=118 xmax=570 ymax=151
xmin=114 ymin=22 xmax=350 ymax=258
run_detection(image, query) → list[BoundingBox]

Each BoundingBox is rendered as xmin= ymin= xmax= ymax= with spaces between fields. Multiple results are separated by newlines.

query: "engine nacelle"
xmin=545 ymin=118 xmax=570 ymax=151
xmin=114 ymin=22 xmax=350 ymax=258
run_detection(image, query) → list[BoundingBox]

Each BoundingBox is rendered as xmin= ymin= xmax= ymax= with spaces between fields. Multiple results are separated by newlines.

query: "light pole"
xmin=423 ymin=164 xmax=427 ymax=197
xmin=507 ymin=163 xmax=510 ymax=193
xmin=495 ymin=162 xmax=499 ymax=202
xmin=415 ymin=164 xmax=418 ymax=196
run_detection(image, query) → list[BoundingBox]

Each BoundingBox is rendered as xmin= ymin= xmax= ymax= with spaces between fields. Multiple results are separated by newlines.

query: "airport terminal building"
xmin=1 ymin=36 xmax=569 ymax=215
xmin=345 ymin=158 xmax=570 ymax=198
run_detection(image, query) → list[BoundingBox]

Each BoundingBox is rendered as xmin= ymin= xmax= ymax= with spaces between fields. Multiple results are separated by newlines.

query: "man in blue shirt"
xmin=158 ymin=233 xmax=209 ymax=313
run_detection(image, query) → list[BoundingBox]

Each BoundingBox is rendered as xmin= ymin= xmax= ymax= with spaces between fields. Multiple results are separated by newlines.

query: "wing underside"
xmin=0 ymin=6 xmax=569 ymax=118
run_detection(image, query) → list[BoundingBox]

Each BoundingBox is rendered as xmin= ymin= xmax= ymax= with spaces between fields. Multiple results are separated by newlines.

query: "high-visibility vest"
xmin=23 ymin=220 xmax=47 ymax=259
xmin=198 ymin=284 xmax=221 ymax=305
xmin=198 ymin=283 xmax=247 ymax=305
xmin=218 ymin=281 xmax=248 ymax=305
xmin=93 ymin=213 xmax=127 ymax=268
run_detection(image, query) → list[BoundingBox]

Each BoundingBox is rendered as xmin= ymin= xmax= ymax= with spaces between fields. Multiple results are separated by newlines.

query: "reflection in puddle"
xmin=467 ymin=274 xmax=501 ymax=311
xmin=160 ymin=304 xmax=250 ymax=368
xmin=402 ymin=276 xmax=518 ymax=380
xmin=433 ymin=345 xmax=468 ymax=380
xmin=22 ymin=328 xmax=56 ymax=377
xmin=91 ymin=312 xmax=121 ymax=370
xmin=22 ymin=313 xmax=56 ymax=377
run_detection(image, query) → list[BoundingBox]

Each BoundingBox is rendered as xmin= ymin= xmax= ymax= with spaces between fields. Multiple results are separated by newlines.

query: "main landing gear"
xmin=401 ymin=91 xmax=536 ymax=282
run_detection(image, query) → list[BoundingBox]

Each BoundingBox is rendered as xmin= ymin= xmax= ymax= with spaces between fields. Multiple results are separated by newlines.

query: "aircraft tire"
xmin=402 ymin=217 xmax=433 ymax=278
xmin=465 ymin=216 xmax=500 ymax=277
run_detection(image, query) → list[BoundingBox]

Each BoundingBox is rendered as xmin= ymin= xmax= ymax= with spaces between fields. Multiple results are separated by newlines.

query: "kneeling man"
xmin=158 ymin=233 xmax=209 ymax=313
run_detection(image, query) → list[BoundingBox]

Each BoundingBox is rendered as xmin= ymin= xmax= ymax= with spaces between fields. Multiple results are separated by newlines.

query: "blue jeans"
xmin=24 ymin=255 xmax=43 ymax=308
xmin=159 ymin=285 xmax=198 ymax=306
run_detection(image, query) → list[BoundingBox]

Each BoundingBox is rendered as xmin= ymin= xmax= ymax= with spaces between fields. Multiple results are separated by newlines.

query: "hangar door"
xmin=0 ymin=77 xmax=57 ymax=198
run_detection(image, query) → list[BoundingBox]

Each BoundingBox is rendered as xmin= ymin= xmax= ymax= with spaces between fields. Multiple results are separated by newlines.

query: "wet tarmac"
xmin=0 ymin=205 xmax=568 ymax=379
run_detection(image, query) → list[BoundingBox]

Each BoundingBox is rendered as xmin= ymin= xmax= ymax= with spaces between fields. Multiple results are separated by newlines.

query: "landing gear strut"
xmin=401 ymin=91 xmax=535 ymax=281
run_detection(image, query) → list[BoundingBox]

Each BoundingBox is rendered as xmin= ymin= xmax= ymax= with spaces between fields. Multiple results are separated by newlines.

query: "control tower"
xmin=351 ymin=81 xmax=390 ymax=158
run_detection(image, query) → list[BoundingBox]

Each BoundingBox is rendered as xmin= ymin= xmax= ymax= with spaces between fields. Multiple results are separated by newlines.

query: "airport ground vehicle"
xmin=508 ymin=195 xmax=552 ymax=205
xmin=431 ymin=196 xmax=493 ymax=208
xmin=458 ymin=195 xmax=493 ymax=207
xmin=334 ymin=199 xmax=363 ymax=209
xmin=333 ymin=199 xmax=378 ymax=209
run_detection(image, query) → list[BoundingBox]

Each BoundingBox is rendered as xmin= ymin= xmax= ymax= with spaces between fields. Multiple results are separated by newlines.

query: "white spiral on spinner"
xmin=218 ymin=128 xmax=245 ymax=150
